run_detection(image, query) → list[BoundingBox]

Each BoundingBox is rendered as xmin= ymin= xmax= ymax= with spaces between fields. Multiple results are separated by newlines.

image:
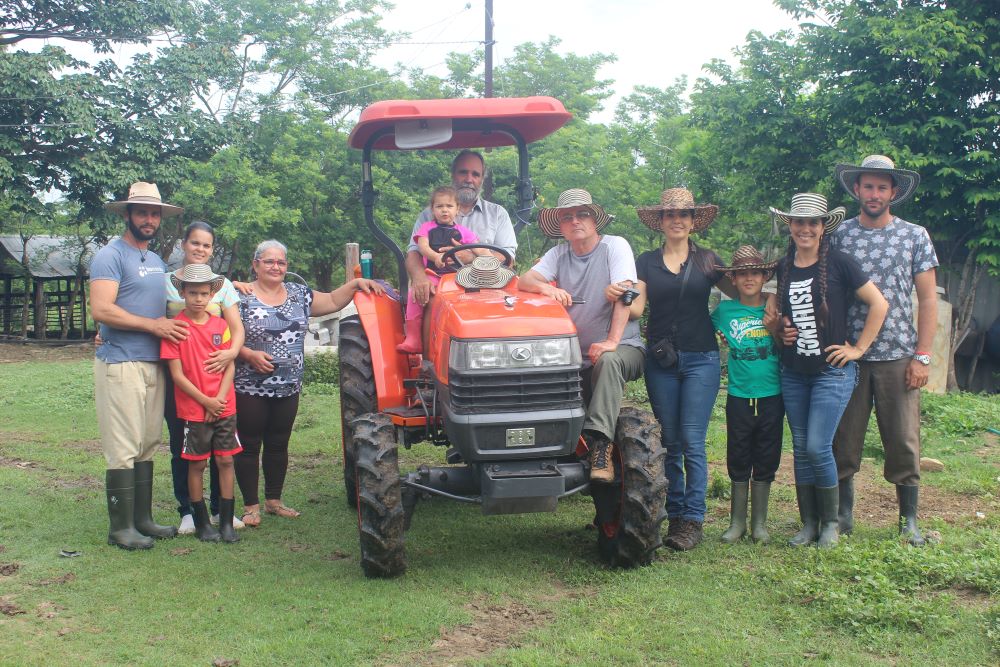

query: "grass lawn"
xmin=0 ymin=346 xmax=998 ymax=666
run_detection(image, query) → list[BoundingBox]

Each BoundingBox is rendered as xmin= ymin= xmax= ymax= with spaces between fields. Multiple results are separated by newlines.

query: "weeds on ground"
xmin=767 ymin=529 xmax=1000 ymax=649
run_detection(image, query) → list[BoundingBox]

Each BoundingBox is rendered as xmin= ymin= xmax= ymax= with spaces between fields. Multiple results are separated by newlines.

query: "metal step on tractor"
xmin=340 ymin=97 xmax=666 ymax=578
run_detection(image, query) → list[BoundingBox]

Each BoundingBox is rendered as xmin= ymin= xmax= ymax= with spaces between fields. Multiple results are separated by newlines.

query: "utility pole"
xmin=484 ymin=0 xmax=494 ymax=98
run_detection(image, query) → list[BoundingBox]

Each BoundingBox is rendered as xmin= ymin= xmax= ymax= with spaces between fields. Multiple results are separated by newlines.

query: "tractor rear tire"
xmin=339 ymin=316 xmax=377 ymax=508
xmin=595 ymin=406 xmax=667 ymax=568
xmin=354 ymin=412 xmax=407 ymax=578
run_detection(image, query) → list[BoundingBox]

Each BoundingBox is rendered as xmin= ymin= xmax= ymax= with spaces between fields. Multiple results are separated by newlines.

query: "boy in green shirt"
xmin=711 ymin=246 xmax=783 ymax=544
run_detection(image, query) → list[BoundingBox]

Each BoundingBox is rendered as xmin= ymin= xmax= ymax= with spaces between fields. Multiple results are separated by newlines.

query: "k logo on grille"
xmin=510 ymin=346 xmax=531 ymax=361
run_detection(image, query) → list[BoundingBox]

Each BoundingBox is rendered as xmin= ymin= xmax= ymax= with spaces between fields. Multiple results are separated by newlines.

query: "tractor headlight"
xmin=449 ymin=337 xmax=581 ymax=371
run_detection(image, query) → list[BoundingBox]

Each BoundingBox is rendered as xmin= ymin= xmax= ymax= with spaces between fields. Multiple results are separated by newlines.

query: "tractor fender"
xmin=352 ymin=290 xmax=413 ymax=411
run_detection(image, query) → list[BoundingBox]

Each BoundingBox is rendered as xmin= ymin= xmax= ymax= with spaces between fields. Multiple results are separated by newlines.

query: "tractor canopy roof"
xmin=348 ymin=96 xmax=571 ymax=150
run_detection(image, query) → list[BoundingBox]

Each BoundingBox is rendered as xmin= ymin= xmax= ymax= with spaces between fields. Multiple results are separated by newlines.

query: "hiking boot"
xmin=587 ymin=434 xmax=615 ymax=484
xmin=749 ymin=481 xmax=771 ymax=544
xmin=816 ymin=485 xmax=840 ymax=548
xmin=896 ymin=485 xmax=926 ymax=547
xmin=720 ymin=481 xmax=748 ymax=544
xmin=671 ymin=520 xmax=703 ymax=551
xmin=838 ymin=476 xmax=855 ymax=535
xmin=789 ymin=485 xmax=819 ymax=547
xmin=664 ymin=517 xmax=684 ymax=550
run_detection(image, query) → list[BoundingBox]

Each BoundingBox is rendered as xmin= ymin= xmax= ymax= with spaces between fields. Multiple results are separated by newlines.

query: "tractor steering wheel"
xmin=439 ymin=243 xmax=514 ymax=269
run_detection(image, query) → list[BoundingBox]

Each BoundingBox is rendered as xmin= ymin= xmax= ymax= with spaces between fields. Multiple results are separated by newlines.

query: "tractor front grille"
xmin=448 ymin=368 xmax=582 ymax=413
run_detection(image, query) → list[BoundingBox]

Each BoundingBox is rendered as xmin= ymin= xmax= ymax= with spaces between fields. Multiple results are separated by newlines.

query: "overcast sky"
xmin=375 ymin=0 xmax=800 ymax=121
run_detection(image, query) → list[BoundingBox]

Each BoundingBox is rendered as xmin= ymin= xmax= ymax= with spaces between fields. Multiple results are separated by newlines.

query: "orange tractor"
xmin=340 ymin=97 xmax=666 ymax=577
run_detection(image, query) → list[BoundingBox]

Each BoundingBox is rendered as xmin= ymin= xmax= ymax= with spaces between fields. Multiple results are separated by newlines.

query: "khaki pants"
xmin=581 ymin=345 xmax=645 ymax=441
xmin=94 ymin=359 xmax=165 ymax=470
xmin=832 ymin=358 xmax=921 ymax=486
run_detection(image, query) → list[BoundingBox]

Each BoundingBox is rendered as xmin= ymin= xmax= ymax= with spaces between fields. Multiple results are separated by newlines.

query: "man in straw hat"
xmin=90 ymin=182 xmax=188 ymax=549
xmin=828 ymin=154 xmax=938 ymax=546
xmin=518 ymin=189 xmax=645 ymax=484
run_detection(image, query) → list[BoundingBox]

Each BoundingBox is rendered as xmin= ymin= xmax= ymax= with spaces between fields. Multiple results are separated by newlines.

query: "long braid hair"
xmin=815 ymin=233 xmax=831 ymax=331
xmin=776 ymin=229 xmax=830 ymax=335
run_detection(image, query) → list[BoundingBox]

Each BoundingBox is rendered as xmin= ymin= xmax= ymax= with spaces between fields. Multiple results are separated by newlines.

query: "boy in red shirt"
xmin=160 ymin=264 xmax=242 ymax=543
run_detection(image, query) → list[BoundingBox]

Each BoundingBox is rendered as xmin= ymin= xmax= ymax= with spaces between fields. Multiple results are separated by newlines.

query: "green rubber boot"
xmin=838 ymin=476 xmax=854 ymax=535
xmin=720 ymin=481 xmax=749 ymax=544
xmin=749 ymin=480 xmax=771 ymax=544
xmin=896 ymin=485 xmax=926 ymax=547
xmin=788 ymin=485 xmax=819 ymax=547
xmin=106 ymin=469 xmax=154 ymax=550
xmin=816 ymin=485 xmax=840 ymax=548
xmin=133 ymin=461 xmax=177 ymax=539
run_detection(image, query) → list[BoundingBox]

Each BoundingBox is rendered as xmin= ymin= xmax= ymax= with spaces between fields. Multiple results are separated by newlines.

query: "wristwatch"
xmin=913 ymin=352 xmax=931 ymax=365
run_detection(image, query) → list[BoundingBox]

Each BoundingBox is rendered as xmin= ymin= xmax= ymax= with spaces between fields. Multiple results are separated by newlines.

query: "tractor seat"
xmin=454 ymin=255 xmax=516 ymax=290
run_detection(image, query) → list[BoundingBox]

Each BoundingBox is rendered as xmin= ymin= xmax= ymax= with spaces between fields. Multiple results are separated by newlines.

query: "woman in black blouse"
xmin=626 ymin=188 xmax=737 ymax=551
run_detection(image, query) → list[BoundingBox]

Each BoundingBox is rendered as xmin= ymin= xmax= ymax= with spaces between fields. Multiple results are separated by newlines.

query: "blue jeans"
xmin=645 ymin=350 xmax=721 ymax=522
xmin=781 ymin=363 xmax=857 ymax=487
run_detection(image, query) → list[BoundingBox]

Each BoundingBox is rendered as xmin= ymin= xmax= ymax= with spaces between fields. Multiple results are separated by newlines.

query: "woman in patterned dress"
xmin=234 ymin=240 xmax=383 ymax=526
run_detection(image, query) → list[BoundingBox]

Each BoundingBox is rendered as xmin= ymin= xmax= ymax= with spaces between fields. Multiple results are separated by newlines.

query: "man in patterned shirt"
xmin=831 ymin=155 xmax=938 ymax=546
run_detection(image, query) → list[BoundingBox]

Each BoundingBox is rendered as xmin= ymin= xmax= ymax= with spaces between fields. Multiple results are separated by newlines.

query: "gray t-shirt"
xmin=89 ymin=238 xmax=167 ymax=363
xmin=408 ymin=197 xmax=516 ymax=257
xmin=832 ymin=216 xmax=938 ymax=361
xmin=532 ymin=235 xmax=643 ymax=367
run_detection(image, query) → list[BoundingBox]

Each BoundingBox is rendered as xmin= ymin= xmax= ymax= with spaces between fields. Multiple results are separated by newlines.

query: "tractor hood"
xmin=434 ymin=283 xmax=577 ymax=340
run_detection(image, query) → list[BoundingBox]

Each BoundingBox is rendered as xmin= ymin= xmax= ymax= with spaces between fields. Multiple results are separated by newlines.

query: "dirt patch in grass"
xmin=52 ymin=475 xmax=102 ymax=490
xmin=64 ymin=439 xmax=103 ymax=455
xmin=0 ymin=455 xmax=48 ymax=471
xmin=0 ymin=342 xmax=94 ymax=363
xmin=31 ymin=573 xmax=76 ymax=587
xmin=0 ymin=562 xmax=20 ymax=576
xmin=0 ymin=597 xmax=25 ymax=616
xmin=389 ymin=598 xmax=553 ymax=667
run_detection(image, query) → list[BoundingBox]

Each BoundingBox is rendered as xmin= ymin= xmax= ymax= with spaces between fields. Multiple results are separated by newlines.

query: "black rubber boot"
xmin=106 ymin=469 xmax=154 ymax=550
xmin=720 ymin=481 xmax=749 ymax=544
xmin=816 ymin=485 xmax=840 ymax=548
xmin=749 ymin=480 xmax=771 ymax=544
xmin=896 ymin=485 xmax=926 ymax=547
xmin=789 ymin=485 xmax=819 ymax=547
xmin=218 ymin=498 xmax=240 ymax=543
xmin=838 ymin=476 xmax=855 ymax=535
xmin=192 ymin=499 xmax=221 ymax=542
xmin=133 ymin=461 xmax=177 ymax=539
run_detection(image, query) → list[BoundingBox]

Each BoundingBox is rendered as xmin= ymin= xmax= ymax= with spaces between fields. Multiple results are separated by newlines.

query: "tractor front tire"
xmin=354 ymin=412 xmax=407 ymax=578
xmin=339 ymin=316 xmax=377 ymax=508
xmin=595 ymin=406 xmax=667 ymax=568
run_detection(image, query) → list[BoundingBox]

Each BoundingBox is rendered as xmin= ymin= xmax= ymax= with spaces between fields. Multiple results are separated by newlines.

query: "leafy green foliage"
xmin=303 ymin=349 xmax=340 ymax=386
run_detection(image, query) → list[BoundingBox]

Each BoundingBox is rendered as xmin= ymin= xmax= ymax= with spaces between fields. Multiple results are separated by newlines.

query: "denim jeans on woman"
xmin=781 ymin=362 xmax=857 ymax=488
xmin=645 ymin=350 xmax=721 ymax=522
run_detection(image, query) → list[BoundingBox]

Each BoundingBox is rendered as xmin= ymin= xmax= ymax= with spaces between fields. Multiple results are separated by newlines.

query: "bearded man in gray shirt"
xmin=831 ymin=155 xmax=938 ymax=547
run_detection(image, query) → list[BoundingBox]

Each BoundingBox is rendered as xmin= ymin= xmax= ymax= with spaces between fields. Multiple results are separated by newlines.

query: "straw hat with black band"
xmin=769 ymin=193 xmax=847 ymax=233
xmin=635 ymin=188 xmax=718 ymax=233
xmin=834 ymin=154 xmax=920 ymax=206
xmin=105 ymin=182 xmax=184 ymax=218
xmin=537 ymin=189 xmax=612 ymax=239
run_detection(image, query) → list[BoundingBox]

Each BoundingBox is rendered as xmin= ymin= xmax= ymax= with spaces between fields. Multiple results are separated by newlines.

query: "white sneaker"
xmin=178 ymin=514 xmax=195 ymax=535
xmin=211 ymin=513 xmax=246 ymax=530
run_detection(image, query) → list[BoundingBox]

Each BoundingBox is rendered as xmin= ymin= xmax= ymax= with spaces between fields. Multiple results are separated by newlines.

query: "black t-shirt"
xmin=636 ymin=246 xmax=724 ymax=352
xmin=778 ymin=248 xmax=869 ymax=374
